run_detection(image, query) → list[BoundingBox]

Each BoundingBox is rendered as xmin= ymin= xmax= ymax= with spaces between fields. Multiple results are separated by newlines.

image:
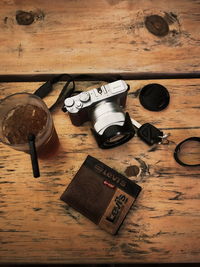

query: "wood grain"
xmin=0 ymin=0 xmax=200 ymax=76
xmin=0 ymin=79 xmax=199 ymax=263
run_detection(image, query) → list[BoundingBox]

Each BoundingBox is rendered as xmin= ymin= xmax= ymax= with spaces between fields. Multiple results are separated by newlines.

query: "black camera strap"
xmin=33 ymin=74 xmax=119 ymax=112
xmin=34 ymin=74 xmax=75 ymax=112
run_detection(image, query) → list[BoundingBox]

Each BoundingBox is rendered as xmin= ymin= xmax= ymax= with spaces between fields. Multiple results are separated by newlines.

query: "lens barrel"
xmin=91 ymin=112 xmax=135 ymax=149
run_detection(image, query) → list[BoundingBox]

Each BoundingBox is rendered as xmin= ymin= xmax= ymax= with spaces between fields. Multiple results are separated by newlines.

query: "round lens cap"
xmin=139 ymin=83 xmax=170 ymax=111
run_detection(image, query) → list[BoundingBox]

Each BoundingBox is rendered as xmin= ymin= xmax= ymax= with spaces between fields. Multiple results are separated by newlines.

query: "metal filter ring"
xmin=174 ymin=137 xmax=200 ymax=167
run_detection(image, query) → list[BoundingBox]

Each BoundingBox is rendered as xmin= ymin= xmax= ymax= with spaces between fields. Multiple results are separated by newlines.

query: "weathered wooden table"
xmin=0 ymin=0 xmax=200 ymax=264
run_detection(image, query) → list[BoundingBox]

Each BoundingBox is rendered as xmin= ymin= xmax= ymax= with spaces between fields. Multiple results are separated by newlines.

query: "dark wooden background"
xmin=0 ymin=0 xmax=200 ymax=264
xmin=0 ymin=0 xmax=200 ymax=77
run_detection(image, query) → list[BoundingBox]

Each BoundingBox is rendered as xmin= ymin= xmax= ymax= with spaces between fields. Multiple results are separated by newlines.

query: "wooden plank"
xmin=0 ymin=0 xmax=200 ymax=76
xmin=0 ymin=79 xmax=200 ymax=263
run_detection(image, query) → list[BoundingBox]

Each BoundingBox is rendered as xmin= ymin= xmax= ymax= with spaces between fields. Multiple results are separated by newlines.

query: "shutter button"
xmin=75 ymin=101 xmax=83 ymax=109
xmin=80 ymin=92 xmax=90 ymax=102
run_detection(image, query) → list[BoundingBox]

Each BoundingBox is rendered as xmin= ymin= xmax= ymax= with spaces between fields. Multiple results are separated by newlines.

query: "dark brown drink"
xmin=2 ymin=103 xmax=59 ymax=158
xmin=37 ymin=126 xmax=60 ymax=159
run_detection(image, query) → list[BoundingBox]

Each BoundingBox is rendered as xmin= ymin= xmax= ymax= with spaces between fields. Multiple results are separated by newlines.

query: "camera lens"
xmin=92 ymin=121 xmax=135 ymax=149
xmin=91 ymin=101 xmax=126 ymax=135
xmin=90 ymin=101 xmax=135 ymax=149
xmin=108 ymin=132 xmax=126 ymax=143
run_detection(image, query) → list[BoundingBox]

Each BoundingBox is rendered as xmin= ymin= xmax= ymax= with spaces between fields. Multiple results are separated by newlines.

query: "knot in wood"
xmin=145 ymin=15 xmax=169 ymax=37
xmin=16 ymin=10 xmax=35 ymax=25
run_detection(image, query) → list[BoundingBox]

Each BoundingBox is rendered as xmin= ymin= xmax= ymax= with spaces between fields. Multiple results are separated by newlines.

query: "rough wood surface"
xmin=0 ymin=0 xmax=200 ymax=76
xmin=0 ymin=79 xmax=199 ymax=264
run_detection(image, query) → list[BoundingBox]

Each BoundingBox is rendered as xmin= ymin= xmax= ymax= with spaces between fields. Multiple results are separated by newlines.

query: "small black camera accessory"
xmin=174 ymin=137 xmax=200 ymax=167
xmin=63 ymin=80 xmax=135 ymax=149
xmin=139 ymin=83 xmax=170 ymax=111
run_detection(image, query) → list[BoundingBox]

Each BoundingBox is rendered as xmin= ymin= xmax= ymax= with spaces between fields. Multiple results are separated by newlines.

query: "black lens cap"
xmin=139 ymin=83 xmax=170 ymax=111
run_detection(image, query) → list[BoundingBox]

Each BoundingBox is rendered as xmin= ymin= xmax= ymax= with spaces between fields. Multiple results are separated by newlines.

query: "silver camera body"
xmin=63 ymin=80 xmax=135 ymax=148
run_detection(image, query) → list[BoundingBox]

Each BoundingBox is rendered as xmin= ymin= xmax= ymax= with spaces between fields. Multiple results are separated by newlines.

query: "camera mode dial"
xmin=65 ymin=98 xmax=74 ymax=107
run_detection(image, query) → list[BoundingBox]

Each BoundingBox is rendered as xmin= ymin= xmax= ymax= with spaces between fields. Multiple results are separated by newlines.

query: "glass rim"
xmin=0 ymin=92 xmax=41 ymax=104
xmin=0 ymin=92 xmax=51 ymax=147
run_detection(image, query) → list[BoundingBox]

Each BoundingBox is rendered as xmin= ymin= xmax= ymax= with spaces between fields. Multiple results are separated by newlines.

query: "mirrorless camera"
xmin=63 ymin=80 xmax=135 ymax=148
